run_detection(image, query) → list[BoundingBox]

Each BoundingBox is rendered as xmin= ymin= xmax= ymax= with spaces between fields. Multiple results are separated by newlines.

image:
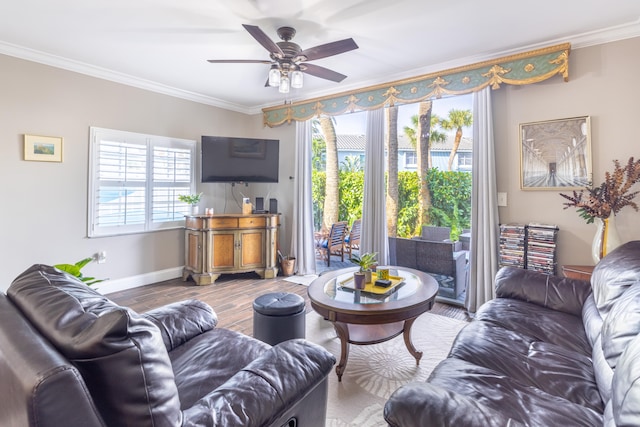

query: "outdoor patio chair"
xmin=344 ymin=218 xmax=361 ymax=260
xmin=317 ymin=221 xmax=348 ymax=266
xmin=420 ymin=226 xmax=452 ymax=242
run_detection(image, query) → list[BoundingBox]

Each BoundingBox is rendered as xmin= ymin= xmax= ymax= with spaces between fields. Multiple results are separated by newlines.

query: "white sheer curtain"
xmin=466 ymin=87 xmax=500 ymax=313
xmin=361 ymin=108 xmax=389 ymax=264
xmin=290 ymin=120 xmax=317 ymax=275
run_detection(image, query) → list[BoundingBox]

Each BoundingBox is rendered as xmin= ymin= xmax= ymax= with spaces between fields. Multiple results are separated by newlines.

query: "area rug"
xmin=282 ymin=274 xmax=318 ymax=286
xmin=305 ymin=310 xmax=467 ymax=426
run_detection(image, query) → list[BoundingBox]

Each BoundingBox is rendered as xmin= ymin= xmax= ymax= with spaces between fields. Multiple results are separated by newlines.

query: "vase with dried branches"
xmin=560 ymin=157 xmax=640 ymax=262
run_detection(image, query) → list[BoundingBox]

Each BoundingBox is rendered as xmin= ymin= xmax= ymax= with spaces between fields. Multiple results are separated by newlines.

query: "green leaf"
xmin=75 ymin=257 xmax=94 ymax=270
xmin=53 ymin=263 xmax=82 ymax=277
xmin=53 ymin=256 xmax=105 ymax=286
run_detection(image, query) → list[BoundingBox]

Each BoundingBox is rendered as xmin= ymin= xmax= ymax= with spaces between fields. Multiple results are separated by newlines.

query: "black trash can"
xmin=253 ymin=292 xmax=306 ymax=345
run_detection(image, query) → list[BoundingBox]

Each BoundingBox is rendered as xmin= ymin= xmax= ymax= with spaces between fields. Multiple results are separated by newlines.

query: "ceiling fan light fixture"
xmin=208 ymin=25 xmax=359 ymax=93
xmin=268 ymin=65 xmax=281 ymax=87
xmin=279 ymin=75 xmax=290 ymax=93
xmin=291 ymin=69 xmax=303 ymax=89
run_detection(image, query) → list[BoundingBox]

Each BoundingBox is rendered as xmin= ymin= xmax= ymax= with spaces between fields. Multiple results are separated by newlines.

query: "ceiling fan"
xmin=207 ymin=24 xmax=358 ymax=93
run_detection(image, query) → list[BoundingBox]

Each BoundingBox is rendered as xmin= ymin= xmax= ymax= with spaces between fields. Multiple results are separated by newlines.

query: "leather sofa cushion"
xmin=592 ymin=334 xmax=614 ymax=406
xmin=602 ymin=282 xmax=640 ymax=369
xmin=428 ymin=357 xmax=603 ymax=426
xmin=448 ymin=320 xmax=602 ymax=412
xmin=8 ymin=264 xmax=182 ymax=427
xmin=144 ymin=298 xmax=218 ymax=351
xmin=495 ymin=266 xmax=590 ymax=317
xmin=611 ymin=333 xmax=640 ymax=425
xmin=582 ymin=294 xmax=603 ymax=348
xmin=475 ymin=297 xmax=591 ymax=355
xmin=170 ymin=327 xmax=270 ymax=408
xmin=591 ymin=241 xmax=640 ymax=316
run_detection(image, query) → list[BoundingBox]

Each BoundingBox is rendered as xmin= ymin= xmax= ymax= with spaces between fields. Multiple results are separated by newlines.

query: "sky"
xmin=333 ymin=93 xmax=473 ymax=135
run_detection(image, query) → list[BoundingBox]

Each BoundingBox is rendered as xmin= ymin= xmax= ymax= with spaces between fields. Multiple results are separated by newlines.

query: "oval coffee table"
xmin=307 ymin=266 xmax=438 ymax=381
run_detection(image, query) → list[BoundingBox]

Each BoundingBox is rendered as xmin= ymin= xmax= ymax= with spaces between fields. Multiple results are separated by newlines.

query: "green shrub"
xmin=312 ymin=168 xmax=471 ymax=241
xmin=425 ymin=168 xmax=472 ymax=240
xmin=338 ymin=170 xmax=364 ymax=225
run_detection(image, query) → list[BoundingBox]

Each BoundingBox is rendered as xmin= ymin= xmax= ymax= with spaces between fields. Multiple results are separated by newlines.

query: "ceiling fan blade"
xmin=301 ymin=38 xmax=358 ymax=61
xmin=301 ymin=63 xmax=347 ymax=82
xmin=242 ymin=24 xmax=284 ymax=57
xmin=207 ymin=59 xmax=271 ymax=64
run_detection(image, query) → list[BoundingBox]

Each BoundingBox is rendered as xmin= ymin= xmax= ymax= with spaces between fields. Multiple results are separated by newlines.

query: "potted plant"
xmin=178 ymin=193 xmax=203 ymax=215
xmin=54 ymin=257 xmax=105 ymax=286
xmin=560 ymin=157 xmax=640 ymax=262
xmin=350 ymin=252 xmax=377 ymax=288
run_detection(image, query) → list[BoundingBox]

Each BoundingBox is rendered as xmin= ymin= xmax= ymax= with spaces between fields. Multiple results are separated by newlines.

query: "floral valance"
xmin=262 ymin=43 xmax=570 ymax=127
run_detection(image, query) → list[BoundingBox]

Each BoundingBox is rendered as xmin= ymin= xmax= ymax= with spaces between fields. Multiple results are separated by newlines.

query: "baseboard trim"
xmin=93 ymin=267 xmax=183 ymax=295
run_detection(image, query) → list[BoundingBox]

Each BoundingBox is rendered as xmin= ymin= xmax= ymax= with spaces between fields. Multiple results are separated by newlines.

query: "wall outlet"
xmin=96 ymin=251 xmax=107 ymax=264
xmin=497 ymin=192 xmax=508 ymax=207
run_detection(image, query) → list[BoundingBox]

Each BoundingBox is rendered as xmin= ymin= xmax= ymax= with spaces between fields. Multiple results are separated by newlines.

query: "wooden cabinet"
xmin=562 ymin=265 xmax=594 ymax=281
xmin=183 ymin=214 xmax=279 ymax=285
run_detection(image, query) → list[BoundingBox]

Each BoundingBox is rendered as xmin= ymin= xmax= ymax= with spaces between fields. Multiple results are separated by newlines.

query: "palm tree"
xmin=319 ymin=116 xmax=339 ymax=230
xmin=440 ymin=109 xmax=473 ymax=171
xmin=386 ymin=106 xmax=399 ymax=237
xmin=416 ymin=101 xmax=432 ymax=231
xmin=340 ymin=155 xmax=363 ymax=172
xmin=403 ymin=113 xmax=445 ymax=168
xmin=311 ymin=130 xmax=326 ymax=170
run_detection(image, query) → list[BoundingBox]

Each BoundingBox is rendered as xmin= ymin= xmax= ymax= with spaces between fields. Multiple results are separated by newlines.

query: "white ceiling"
xmin=1 ymin=0 xmax=640 ymax=114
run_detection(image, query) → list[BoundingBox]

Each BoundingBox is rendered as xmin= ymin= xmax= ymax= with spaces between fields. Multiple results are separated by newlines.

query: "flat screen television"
xmin=201 ymin=136 xmax=279 ymax=183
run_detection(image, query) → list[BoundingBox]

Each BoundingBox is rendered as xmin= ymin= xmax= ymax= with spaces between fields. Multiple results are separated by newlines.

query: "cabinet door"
xmin=211 ymin=232 xmax=236 ymax=268
xmin=185 ymin=230 xmax=203 ymax=273
xmin=239 ymin=229 xmax=265 ymax=268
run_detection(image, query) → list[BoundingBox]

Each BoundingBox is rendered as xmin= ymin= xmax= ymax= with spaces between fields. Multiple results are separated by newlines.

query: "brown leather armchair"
xmin=1 ymin=264 xmax=335 ymax=427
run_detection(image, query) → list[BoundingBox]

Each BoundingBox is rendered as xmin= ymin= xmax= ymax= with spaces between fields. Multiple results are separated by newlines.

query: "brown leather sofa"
xmin=0 ymin=264 xmax=335 ymax=427
xmin=385 ymin=240 xmax=640 ymax=426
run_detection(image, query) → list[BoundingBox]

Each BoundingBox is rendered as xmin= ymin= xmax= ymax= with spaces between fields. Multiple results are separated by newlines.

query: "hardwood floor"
xmin=108 ymin=272 xmax=470 ymax=337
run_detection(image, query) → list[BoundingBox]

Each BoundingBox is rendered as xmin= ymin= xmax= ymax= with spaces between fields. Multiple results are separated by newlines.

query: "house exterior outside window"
xmin=458 ymin=152 xmax=473 ymax=171
xmin=88 ymin=127 xmax=196 ymax=237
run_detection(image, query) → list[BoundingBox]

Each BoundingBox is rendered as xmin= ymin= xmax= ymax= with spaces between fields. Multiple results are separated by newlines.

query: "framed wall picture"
xmin=520 ymin=116 xmax=591 ymax=190
xmin=24 ymin=134 xmax=63 ymax=162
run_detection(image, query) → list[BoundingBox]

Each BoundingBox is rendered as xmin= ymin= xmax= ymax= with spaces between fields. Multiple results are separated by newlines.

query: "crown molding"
xmin=2 ymin=17 xmax=639 ymax=116
xmin=0 ymin=41 xmax=252 ymax=114
xmin=257 ymin=18 xmax=640 ymax=112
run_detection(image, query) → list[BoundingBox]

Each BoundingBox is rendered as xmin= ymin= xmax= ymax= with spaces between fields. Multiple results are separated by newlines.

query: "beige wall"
xmin=494 ymin=37 xmax=640 ymax=267
xmin=0 ymin=53 xmax=295 ymax=292
xmin=1 ymin=36 xmax=638 ymax=292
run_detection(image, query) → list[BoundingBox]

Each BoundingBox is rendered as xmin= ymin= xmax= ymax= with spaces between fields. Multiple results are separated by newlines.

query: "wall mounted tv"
xmin=201 ymin=136 xmax=279 ymax=183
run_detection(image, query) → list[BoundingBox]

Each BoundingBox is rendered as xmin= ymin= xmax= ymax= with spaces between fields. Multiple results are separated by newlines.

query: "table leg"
xmin=403 ymin=317 xmax=423 ymax=365
xmin=332 ymin=322 xmax=350 ymax=382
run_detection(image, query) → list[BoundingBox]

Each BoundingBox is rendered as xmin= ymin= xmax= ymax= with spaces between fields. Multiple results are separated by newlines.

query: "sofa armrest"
xmin=143 ymin=299 xmax=217 ymax=351
xmin=181 ymin=339 xmax=336 ymax=427
xmin=495 ymin=267 xmax=592 ymax=316
xmin=384 ymin=382 xmax=524 ymax=427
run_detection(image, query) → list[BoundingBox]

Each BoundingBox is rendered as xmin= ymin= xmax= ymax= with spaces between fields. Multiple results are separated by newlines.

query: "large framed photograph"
xmin=520 ymin=116 xmax=591 ymax=190
xmin=24 ymin=134 xmax=63 ymax=162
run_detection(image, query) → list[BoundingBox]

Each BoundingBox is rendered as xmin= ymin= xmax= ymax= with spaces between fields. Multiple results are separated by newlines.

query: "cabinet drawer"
xmin=208 ymin=218 xmax=239 ymax=228
xmin=239 ymin=217 xmax=266 ymax=228
xmin=185 ymin=217 xmax=204 ymax=229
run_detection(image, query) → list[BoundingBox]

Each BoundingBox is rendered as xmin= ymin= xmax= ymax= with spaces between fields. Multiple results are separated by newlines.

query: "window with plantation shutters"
xmin=88 ymin=127 xmax=196 ymax=237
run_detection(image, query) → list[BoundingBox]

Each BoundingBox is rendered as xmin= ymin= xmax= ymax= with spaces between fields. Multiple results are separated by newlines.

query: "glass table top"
xmin=322 ymin=267 xmax=422 ymax=305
